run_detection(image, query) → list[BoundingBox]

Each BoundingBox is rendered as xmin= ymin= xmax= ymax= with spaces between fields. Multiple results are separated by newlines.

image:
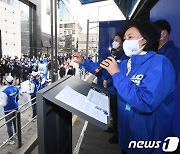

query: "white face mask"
xmin=112 ymin=41 xmax=120 ymax=49
xmin=123 ymin=38 xmax=144 ymax=57
xmin=160 ymin=31 xmax=164 ymax=41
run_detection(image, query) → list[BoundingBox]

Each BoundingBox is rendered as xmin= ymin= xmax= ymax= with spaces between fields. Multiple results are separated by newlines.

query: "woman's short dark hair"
xmin=123 ymin=20 xmax=161 ymax=51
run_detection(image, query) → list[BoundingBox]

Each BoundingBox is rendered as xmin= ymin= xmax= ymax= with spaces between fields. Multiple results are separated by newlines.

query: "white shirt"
xmin=41 ymin=78 xmax=46 ymax=85
xmin=0 ymin=92 xmax=8 ymax=107
xmin=27 ymin=82 xmax=35 ymax=94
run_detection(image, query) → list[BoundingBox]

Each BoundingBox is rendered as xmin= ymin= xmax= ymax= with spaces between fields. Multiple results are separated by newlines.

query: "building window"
xmin=64 ymin=31 xmax=66 ymax=35
xmin=59 ymin=24 xmax=63 ymax=28
xmin=72 ymin=30 xmax=75 ymax=34
xmin=64 ymin=23 xmax=73 ymax=28
xmin=68 ymin=30 xmax=71 ymax=35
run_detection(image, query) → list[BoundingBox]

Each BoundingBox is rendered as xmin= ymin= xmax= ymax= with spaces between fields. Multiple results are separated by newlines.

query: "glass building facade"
xmin=0 ymin=0 xmax=56 ymax=59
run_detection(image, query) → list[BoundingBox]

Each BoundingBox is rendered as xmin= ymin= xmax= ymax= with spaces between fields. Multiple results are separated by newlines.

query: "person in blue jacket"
xmin=99 ymin=20 xmax=175 ymax=154
xmin=73 ymin=33 xmax=128 ymax=143
xmin=27 ymin=71 xmax=39 ymax=119
xmin=154 ymin=20 xmax=180 ymax=146
xmin=39 ymin=72 xmax=47 ymax=89
xmin=0 ymin=76 xmax=19 ymax=145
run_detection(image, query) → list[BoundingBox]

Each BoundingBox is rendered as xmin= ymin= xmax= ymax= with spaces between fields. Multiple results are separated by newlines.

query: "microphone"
xmin=94 ymin=65 xmax=103 ymax=73
xmin=94 ymin=55 xmax=116 ymax=74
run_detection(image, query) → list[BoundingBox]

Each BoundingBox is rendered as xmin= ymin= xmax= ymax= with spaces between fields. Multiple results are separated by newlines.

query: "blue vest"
xmin=37 ymin=77 xmax=42 ymax=90
xmin=41 ymin=78 xmax=47 ymax=89
xmin=3 ymin=85 xmax=19 ymax=112
xmin=30 ymin=79 xmax=39 ymax=97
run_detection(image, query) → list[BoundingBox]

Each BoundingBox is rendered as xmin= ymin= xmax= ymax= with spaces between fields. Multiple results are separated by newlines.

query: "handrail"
xmin=0 ymin=96 xmax=37 ymax=149
xmin=0 ymin=111 xmax=17 ymax=129
xmin=19 ymin=97 xmax=36 ymax=111
xmin=0 ymin=110 xmax=17 ymax=122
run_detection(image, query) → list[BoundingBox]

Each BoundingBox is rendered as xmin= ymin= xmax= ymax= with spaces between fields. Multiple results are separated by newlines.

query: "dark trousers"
xmin=110 ymin=94 xmax=118 ymax=130
xmin=0 ymin=74 xmax=4 ymax=84
xmin=31 ymin=97 xmax=36 ymax=118
xmin=5 ymin=111 xmax=17 ymax=139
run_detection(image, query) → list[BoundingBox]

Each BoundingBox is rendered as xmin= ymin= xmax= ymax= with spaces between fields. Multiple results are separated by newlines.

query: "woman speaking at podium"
xmin=73 ymin=20 xmax=175 ymax=154
xmin=99 ymin=20 xmax=175 ymax=154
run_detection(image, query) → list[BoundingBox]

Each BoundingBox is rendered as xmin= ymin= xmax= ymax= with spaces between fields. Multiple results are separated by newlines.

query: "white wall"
xmin=41 ymin=0 xmax=59 ymax=35
xmin=41 ymin=0 xmax=51 ymax=35
xmin=0 ymin=1 xmax=21 ymax=58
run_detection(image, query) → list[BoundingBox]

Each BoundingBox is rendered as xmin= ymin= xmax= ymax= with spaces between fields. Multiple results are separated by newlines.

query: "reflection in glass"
xmin=20 ymin=2 xmax=30 ymax=56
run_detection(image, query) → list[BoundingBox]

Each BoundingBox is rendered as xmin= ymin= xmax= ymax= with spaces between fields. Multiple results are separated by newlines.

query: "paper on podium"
xmin=55 ymin=85 xmax=109 ymax=124
xmin=86 ymin=89 xmax=109 ymax=116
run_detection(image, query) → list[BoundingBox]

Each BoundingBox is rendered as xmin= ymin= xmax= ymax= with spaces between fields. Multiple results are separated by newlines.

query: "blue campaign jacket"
xmin=30 ymin=79 xmax=39 ymax=98
xmin=3 ymin=86 xmax=19 ymax=112
xmin=157 ymin=40 xmax=180 ymax=79
xmin=174 ymin=72 xmax=180 ymax=138
xmin=81 ymin=54 xmax=128 ymax=95
xmin=157 ymin=41 xmax=180 ymax=138
xmin=82 ymin=59 xmax=117 ymax=95
xmin=112 ymin=51 xmax=175 ymax=154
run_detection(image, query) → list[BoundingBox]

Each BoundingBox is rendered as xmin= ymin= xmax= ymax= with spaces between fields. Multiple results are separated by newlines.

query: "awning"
xmin=79 ymin=0 xmax=158 ymax=19
xmin=114 ymin=0 xmax=159 ymax=19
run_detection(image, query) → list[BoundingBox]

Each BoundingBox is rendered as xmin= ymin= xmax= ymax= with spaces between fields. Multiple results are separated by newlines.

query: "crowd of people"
xmin=0 ymin=55 xmax=48 ymax=85
xmin=0 ymin=52 xmax=76 ymax=85
xmin=0 ymin=53 xmax=77 ymax=145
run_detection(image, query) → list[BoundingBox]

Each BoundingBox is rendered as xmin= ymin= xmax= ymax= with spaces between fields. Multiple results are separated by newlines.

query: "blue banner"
xmin=98 ymin=20 xmax=126 ymax=62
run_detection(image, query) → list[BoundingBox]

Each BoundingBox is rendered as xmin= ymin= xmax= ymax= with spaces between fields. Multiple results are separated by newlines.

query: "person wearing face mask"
xmin=111 ymin=33 xmax=128 ymax=61
xmin=100 ymin=20 xmax=175 ymax=154
xmin=25 ymin=71 xmax=39 ymax=120
xmin=154 ymin=20 xmax=180 ymax=79
xmin=73 ymin=33 xmax=128 ymax=144
xmin=154 ymin=20 xmax=180 ymax=153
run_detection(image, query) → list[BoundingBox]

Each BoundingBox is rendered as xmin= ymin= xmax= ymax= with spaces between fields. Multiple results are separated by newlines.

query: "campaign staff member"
xmin=26 ymin=71 xmax=39 ymax=119
xmin=0 ymin=76 xmax=19 ymax=145
xmin=100 ymin=20 xmax=175 ymax=154
xmin=154 ymin=20 xmax=180 ymax=146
